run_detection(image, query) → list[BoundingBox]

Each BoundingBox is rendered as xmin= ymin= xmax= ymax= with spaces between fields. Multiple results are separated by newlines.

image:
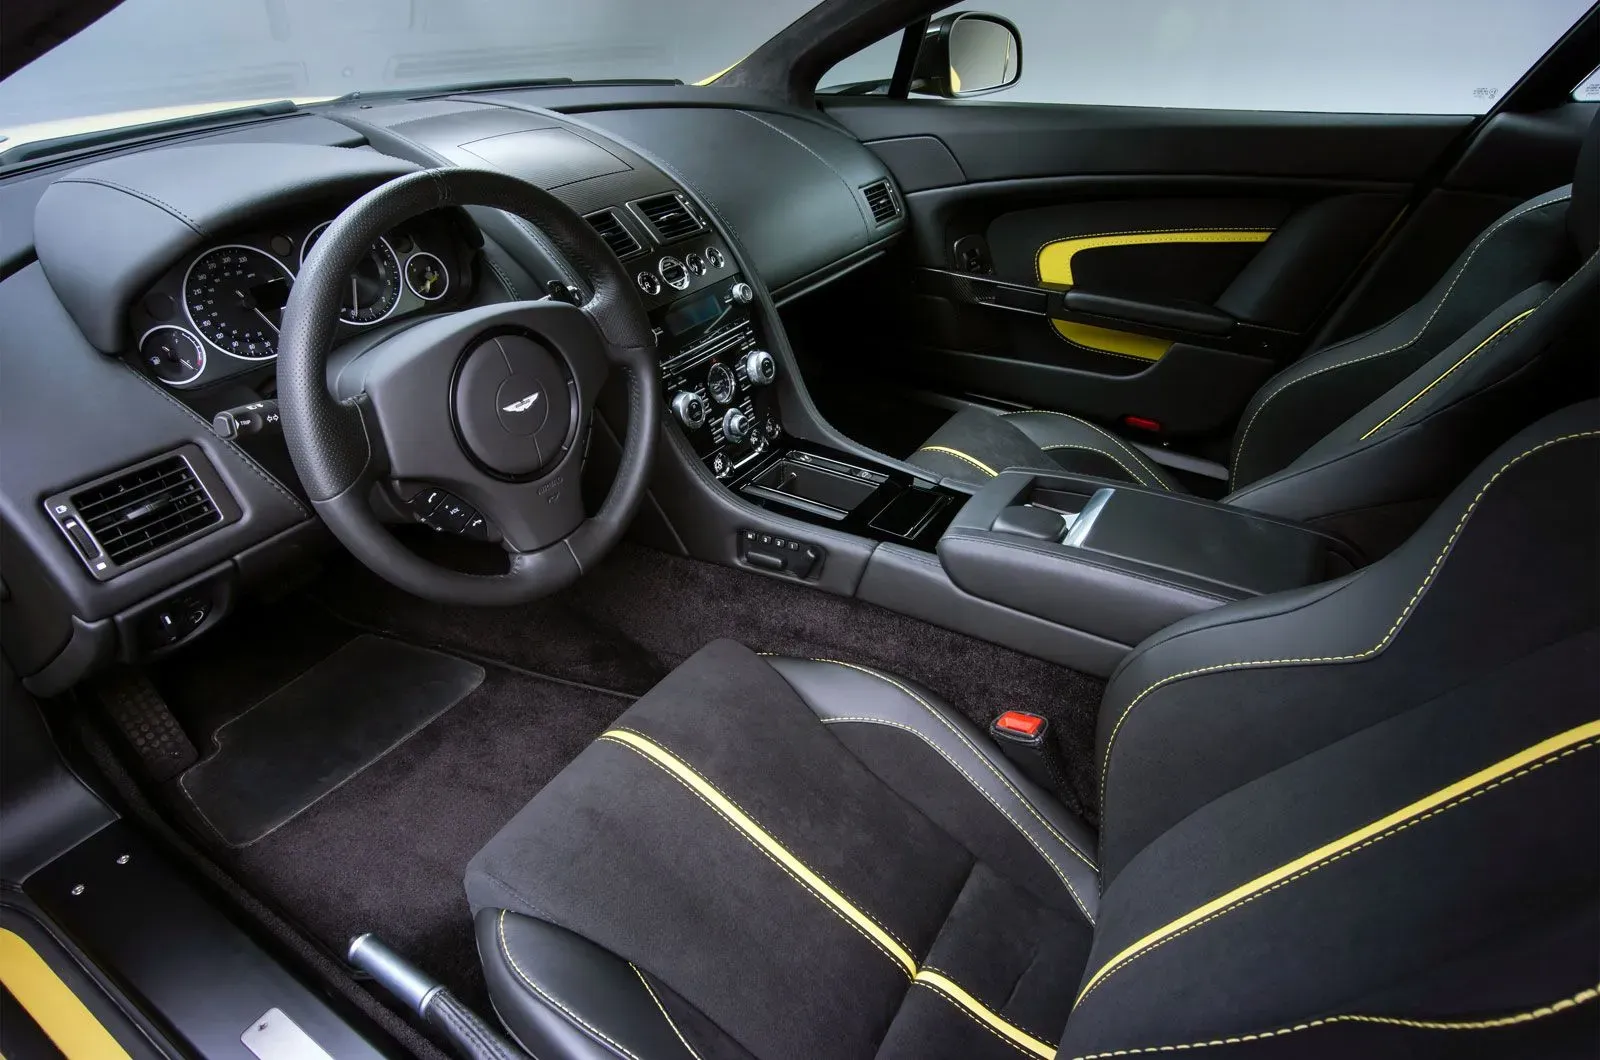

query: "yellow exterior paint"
xmin=0 ymin=929 xmax=131 ymax=1059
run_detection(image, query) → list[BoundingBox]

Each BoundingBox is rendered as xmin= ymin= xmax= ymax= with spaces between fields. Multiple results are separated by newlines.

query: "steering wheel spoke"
xmin=277 ymin=167 xmax=660 ymax=605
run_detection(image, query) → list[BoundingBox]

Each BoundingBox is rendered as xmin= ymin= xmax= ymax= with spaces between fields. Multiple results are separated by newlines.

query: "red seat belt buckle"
xmin=993 ymin=710 xmax=1046 ymax=739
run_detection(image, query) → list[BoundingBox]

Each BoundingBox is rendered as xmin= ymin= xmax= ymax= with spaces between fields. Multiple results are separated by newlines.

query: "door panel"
xmin=819 ymin=99 xmax=1468 ymax=444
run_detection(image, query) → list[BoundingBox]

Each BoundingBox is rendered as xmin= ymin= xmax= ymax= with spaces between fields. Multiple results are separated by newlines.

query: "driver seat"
xmin=465 ymin=402 xmax=1600 ymax=1059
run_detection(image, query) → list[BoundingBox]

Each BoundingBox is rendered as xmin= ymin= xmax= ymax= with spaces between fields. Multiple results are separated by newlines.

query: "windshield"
xmin=0 ymin=0 xmax=819 ymax=148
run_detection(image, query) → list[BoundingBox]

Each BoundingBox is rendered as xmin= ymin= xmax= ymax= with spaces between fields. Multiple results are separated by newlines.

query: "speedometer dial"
xmin=302 ymin=223 xmax=402 ymax=325
xmin=185 ymin=246 xmax=293 ymax=360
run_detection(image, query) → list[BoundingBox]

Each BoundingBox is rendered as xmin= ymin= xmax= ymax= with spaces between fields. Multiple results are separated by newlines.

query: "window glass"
xmin=823 ymin=0 xmax=1591 ymax=114
xmin=1576 ymin=65 xmax=1600 ymax=102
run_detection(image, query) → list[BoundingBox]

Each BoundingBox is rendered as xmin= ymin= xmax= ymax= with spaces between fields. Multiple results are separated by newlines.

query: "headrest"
xmin=1570 ymin=108 xmax=1600 ymax=257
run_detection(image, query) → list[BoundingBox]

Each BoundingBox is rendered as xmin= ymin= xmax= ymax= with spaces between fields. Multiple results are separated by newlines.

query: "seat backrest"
xmin=1226 ymin=112 xmax=1600 ymax=503
xmin=1064 ymin=401 xmax=1600 ymax=1058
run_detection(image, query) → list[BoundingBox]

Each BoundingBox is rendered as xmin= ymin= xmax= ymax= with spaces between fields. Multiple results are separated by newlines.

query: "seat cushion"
xmin=465 ymin=641 xmax=1098 ymax=1060
xmin=909 ymin=406 xmax=1182 ymax=490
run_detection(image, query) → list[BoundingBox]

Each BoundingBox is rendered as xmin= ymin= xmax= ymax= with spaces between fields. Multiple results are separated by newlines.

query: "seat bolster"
xmin=765 ymin=657 xmax=1100 ymax=922
xmin=478 ymin=908 xmax=736 ymax=1060
xmin=909 ymin=406 xmax=1061 ymax=483
xmin=1001 ymin=411 xmax=1181 ymax=491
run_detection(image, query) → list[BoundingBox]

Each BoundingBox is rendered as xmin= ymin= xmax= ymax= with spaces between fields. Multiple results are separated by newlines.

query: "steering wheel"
xmin=277 ymin=168 xmax=660 ymax=605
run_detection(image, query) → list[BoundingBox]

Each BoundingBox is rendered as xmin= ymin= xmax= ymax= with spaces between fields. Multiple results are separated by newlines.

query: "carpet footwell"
xmin=227 ymin=667 xmax=632 ymax=1008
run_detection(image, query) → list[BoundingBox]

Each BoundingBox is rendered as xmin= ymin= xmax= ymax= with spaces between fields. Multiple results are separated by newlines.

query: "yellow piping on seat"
xmin=1359 ymin=308 xmax=1537 ymax=439
xmin=1037 ymin=229 xmax=1273 ymax=361
xmin=1076 ymin=718 xmax=1600 ymax=1005
xmin=596 ymin=728 xmax=1058 ymax=1055
xmin=915 ymin=446 xmax=998 ymax=476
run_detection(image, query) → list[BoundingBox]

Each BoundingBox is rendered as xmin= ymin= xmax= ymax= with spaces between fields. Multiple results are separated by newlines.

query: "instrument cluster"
xmin=129 ymin=208 xmax=472 ymax=388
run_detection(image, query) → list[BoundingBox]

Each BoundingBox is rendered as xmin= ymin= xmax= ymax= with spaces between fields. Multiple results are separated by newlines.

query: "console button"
xmin=729 ymin=281 xmax=754 ymax=304
xmin=722 ymin=407 xmax=753 ymax=444
xmin=684 ymin=251 xmax=706 ymax=276
xmin=671 ymin=391 xmax=707 ymax=430
xmin=742 ymin=350 xmax=776 ymax=386
xmin=707 ymin=363 xmax=736 ymax=405
xmin=637 ymin=271 xmax=662 ymax=296
xmin=705 ymin=247 xmax=726 ymax=270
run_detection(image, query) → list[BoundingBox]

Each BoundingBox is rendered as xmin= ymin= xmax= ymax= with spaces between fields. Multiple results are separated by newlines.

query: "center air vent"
xmin=45 ymin=446 xmax=238 ymax=580
xmin=584 ymin=209 xmax=644 ymax=260
xmin=862 ymin=180 xmax=901 ymax=225
xmin=633 ymin=193 xmax=705 ymax=243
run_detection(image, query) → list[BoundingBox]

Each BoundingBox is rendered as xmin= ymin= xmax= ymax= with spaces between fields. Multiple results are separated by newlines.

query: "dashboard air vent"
xmin=585 ymin=209 xmax=644 ymax=260
xmin=45 ymin=448 xmax=234 ymax=579
xmin=862 ymin=180 xmax=900 ymax=224
xmin=634 ymin=193 xmax=705 ymax=242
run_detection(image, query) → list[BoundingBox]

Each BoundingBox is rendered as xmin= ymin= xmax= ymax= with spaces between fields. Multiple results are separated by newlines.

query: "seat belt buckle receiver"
xmin=992 ymin=710 xmax=1048 ymax=743
xmin=989 ymin=710 xmax=1077 ymax=804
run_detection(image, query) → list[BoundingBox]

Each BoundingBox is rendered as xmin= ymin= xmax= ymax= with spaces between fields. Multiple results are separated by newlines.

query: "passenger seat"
xmin=911 ymin=110 xmax=1600 ymax=557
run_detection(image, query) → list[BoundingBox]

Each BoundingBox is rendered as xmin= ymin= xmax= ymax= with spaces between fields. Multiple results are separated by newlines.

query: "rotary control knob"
xmin=722 ymin=407 xmax=753 ymax=444
xmin=743 ymin=349 xmax=777 ymax=386
xmin=729 ymin=281 xmax=755 ymax=305
xmin=671 ymin=391 xmax=707 ymax=430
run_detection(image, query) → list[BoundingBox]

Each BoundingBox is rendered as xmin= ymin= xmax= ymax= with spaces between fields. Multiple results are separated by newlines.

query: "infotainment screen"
xmin=663 ymin=289 xmax=727 ymax=338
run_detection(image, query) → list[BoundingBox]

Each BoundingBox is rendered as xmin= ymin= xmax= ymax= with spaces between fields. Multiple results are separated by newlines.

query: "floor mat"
xmin=229 ymin=667 xmax=632 ymax=1008
xmin=179 ymin=635 xmax=484 ymax=846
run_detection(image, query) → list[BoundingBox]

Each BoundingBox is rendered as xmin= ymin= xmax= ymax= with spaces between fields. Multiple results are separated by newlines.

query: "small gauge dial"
xmin=405 ymin=251 xmax=450 ymax=301
xmin=706 ymin=362 xmax=737 ymax=405
xmin=139 ymin=326 xmax=206 ymax=386
xmin=184 ymin=245 xmax=292 ymax=359
xmin=302 ymin=223 xmax=403 ymax=325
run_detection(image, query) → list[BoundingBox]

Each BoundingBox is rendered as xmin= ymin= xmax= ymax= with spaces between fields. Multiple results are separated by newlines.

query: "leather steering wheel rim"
xmin=277 ymin=168 xmax=660 ymax=605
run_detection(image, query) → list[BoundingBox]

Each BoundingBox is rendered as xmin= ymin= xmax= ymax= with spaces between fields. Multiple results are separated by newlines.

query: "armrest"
xmin=937 ymin=471 xmax=1358 ymax=648
xmin=1061 ymin=290 xmax=1236 ymax=336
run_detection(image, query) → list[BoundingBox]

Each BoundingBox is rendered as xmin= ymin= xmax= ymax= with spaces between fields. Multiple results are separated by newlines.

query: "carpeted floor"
xmin=149 ymin=541 xmax=1104 ymax=1009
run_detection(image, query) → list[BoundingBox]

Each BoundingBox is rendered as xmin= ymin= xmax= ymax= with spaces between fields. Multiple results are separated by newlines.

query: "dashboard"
xmin=130 ymin=207 xmax=478 ymax=389
xmin=0 ymin=83 xmax=906 ymax=695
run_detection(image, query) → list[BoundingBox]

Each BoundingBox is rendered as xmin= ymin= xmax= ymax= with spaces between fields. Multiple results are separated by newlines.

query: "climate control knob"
xmin=730 ymin=281 xmax=755 ymax=305
xmin=671 ymin=391 xmax=707 ymax=430
xmin=722 ymin=407 xmax=753 ymax=444
xmin=743 ymin=349 xmax=777 ymax=386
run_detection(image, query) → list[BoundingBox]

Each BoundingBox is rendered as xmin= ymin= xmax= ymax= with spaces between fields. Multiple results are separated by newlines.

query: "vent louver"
xmin=585 ymin=209 xmax=644 ymax=260
xmin=634 ymin=193 xmax=705 ymax=242
xmin=862 ymin=180 xmax=900 ymax=224
xmin=55 ymin=454 xmax=223 ymax=578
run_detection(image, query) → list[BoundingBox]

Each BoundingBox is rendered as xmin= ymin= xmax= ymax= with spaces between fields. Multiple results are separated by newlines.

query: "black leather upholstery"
xmin=468 ymin=400 xmax=1599 ymax=1059
xmin=909 ymin=112 xmax=1600 ymax=557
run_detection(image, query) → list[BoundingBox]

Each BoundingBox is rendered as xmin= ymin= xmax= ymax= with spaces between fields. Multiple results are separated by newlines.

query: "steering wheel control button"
xmin=742 ymin=350 xmax=777 ymax=386
xmin=636 ymin=271 xmax=662 ymax=296
xmin=455 ymin=334 xmax=572 ymax=477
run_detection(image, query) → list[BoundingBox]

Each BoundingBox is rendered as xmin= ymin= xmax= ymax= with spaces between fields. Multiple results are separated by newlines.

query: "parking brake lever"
xmin=348 ymin=933 xmax=528 ymax=1060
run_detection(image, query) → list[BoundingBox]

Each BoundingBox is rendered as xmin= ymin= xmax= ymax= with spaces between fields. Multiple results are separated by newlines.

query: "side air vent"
xmin=862 ymin=179 xmax=900 ymax=225
xmin=45 ymin=446 xmax=238 ymax=580
xmin=633 ymin=193 xmax=705 ymax=243
xmin=584 ymin=209 xmax=645 ymax=260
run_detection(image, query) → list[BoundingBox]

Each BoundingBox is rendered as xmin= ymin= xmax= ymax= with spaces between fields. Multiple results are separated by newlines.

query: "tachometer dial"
xmin=139 ymin=326 xmax=206 ymax=386
xmin=184 ymin=245 xmax=292 ymax=360
xmin=303 ymin=223 xmax=402 ymax=325
xmin=405 ymin=251 xmax=450 ymax=301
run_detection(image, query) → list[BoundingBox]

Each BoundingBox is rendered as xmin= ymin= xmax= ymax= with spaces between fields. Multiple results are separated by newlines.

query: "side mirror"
xmin=912 ymin=12 xmax=1023 ymax=98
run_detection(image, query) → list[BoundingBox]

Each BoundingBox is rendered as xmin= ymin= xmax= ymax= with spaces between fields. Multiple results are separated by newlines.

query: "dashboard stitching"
xmin=481 ymin=252 xmax=522 ymax=300
xmin=119 ymin=363 xmax=309 ymax=518
xmin=57 ymin=176 xmax=205 ymax=234
xmin=736 ymin=111 xmax=869 ymax=233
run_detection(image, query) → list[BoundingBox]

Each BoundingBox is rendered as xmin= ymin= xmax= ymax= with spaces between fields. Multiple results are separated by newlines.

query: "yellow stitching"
xmin=497 ymin=911 xmax=647 ymax=1060
xmin=1098 ymin=430 xmax=1600 ymax=809
xmin=610 ymin=726 xmax=915 ymax=952
xmin=916 ymin=445 xmax=998 ymax=477
xmin=598 ymin=733 xmax=917 ymax=975
xmin=1231 ymin=192 xmax=1571 ymax=487
xmin=916 ymin=967 xmax=1058 ymax=1059
xmin=629 ymin=962 xmax=706 ymax=1060
xmin=809 ymin=660 xmax=1097 ymax=922
xmin=1001 ymin=411 xmax=1163 ymax=488
xmin=1039 ymin=443 xmax=1149 ymax=485
xmin=1077 ymin=735 xmax=1599 ymax=1006
xmin=1070 ymin=984 xmax=1600 ymax=1058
